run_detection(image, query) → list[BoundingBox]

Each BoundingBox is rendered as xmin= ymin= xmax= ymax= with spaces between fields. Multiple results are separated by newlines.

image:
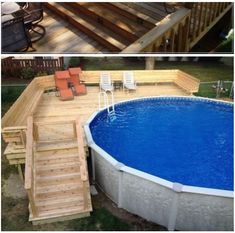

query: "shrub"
xmin=20 ymin=67 xmax=36 ymax=80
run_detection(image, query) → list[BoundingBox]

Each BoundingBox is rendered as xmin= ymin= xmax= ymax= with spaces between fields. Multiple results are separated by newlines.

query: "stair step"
xmin=36 ymin=203 xmax=92 ymax=218
xmin=45 ymin=2 xmax=127 ymax=52
xmin=36 ymin=148 xmax=78 ymax=161
xmin=36 ymin=139 xmax=77 ymax=152
xmin=71 ymin=2 xmax=145 ymax=39
xmin=35 ymin=187 xmax=84 ymax=202
xmin=36 ymin=160 xmax=80 ymax=171
xmin=36 ymin=164 xmax=80 ymax=177
xmin=107 ymin=3 xmax=156 ymax=27
xmin=36 ymin=156 xmax=80 ymax=166
xmin=36 ymin=172 xmax=81 ymax=187
xmin=36 ymin=182 xmax=83 ymax=194
xmin=36 ymin=197 xmax=84 ymax=212
xmin=35 ymin=187 xmax=84 ymax=200
xmin=123 ymin=3 xmax=165 ymax=21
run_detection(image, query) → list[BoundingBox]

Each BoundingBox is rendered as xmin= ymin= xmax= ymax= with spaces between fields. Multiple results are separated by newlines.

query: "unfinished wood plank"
xmin=25 ymin=116 xmax=33 ymax=190
xmin=36 ymin=173 xmax=81 ymax=187
xmin=31 ymin=212 xmax=90 ymax=225
xmin=36 ymin=140 xmax=77 ymax=152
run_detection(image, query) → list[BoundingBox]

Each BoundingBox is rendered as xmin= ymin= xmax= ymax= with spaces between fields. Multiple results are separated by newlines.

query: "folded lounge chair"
xmin=100 ymin=72 xmax=114 ymax=92
xmin=55 ymin=71 xmax=74 ymax=101
xmin=123 ymin=71 xmax=137 ymax=91
xmin=68 ymin=67 xmax=87 ymax=95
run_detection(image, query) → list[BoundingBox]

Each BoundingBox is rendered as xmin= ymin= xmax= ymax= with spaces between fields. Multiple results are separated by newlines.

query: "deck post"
xmin=167 ymin=183 xmax=183 ymax=230
xmin=17 ymin=164 xmax=24 ymax=182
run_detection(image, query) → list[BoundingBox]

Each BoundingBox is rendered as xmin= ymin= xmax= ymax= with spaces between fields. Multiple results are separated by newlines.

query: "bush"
xmin=20 ymin=67 xmax=36 ymax=80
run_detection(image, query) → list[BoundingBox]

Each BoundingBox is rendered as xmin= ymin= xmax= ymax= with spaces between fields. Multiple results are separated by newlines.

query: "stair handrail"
xmin=75 ymin=118 xmax=89 ymax=210
xmin=24 ymin=115 xmax=38 ymax=217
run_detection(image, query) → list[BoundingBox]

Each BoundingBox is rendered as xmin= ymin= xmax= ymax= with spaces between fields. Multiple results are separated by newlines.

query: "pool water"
xmin=90 ymin=98 xmax=233 ymax=191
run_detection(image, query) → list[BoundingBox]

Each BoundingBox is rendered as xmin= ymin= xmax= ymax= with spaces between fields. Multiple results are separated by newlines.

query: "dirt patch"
xmin=2 ymin=174 xmax=27 ymax=199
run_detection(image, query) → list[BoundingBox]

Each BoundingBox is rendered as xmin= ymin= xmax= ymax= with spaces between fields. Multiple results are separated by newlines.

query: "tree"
xmin=145 ymin=57 xmax=155 ymax=70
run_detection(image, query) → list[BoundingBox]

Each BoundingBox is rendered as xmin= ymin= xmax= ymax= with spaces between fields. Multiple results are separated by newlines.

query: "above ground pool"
xmin=90 ymin=97 xmax=233 ymax=191
xmin=85 ymin=97 xmax=234 ymax=230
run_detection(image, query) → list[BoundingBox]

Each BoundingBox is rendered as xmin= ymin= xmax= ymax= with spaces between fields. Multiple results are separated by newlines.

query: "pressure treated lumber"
xmin=2 ymin=70 xmax=200 ymax=168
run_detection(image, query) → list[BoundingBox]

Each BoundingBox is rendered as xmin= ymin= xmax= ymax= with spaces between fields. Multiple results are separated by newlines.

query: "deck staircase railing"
xmin=75 ymin=118 xmax=89 ymax=210
xmin=24 ymin=116 xmax=38 ymax=218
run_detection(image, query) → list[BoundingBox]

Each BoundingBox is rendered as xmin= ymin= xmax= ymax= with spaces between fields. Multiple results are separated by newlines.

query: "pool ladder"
xmin=98 ymin=91 xmax=115 ymax=115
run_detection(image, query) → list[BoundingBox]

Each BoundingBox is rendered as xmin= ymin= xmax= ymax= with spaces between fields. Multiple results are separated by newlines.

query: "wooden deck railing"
xmin=76 ymin=118 xmax=89 ymax=210
xmin=188 ymin=2 xmax=233 ymax=49
xmin=2 ymin=57 xmax=64 ymax=77
xmin=24 ymin=116 xmax=38 ymax=218
xmin=121 ymin=8 xmax=191 ymax=53
xmin=122 ymin=2 xmax=232 ymax=53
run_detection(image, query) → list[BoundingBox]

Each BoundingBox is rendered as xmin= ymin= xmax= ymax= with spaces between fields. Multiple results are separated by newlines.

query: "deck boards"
xmin=33 ymin=9 xmax=108 ymax=53
xmin=34 ymin=84 xmax=188 ymax=127
xmin=33 ymin=3 xmax=175 ymax=53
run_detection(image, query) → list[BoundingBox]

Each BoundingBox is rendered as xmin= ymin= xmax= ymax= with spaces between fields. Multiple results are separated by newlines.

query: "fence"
xmin=196 ymin=81 xmax=234 ymax=99
xmin=2 ymin=57 xmax=64 ymax=77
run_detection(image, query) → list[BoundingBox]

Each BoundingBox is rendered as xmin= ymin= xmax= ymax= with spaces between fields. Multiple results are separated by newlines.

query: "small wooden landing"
xmin=29 ymin=140 xmax=92 ymax=224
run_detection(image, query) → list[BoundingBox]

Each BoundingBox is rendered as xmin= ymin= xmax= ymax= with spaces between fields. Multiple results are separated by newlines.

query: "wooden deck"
xmin=34 ymin=84 xmax=188 ymax=125
xmin=29 ymin=2 xmax=232 ymax=53
xmin=1 ymin=70 xmax=200 ymax=224
xmin=33 ymin=9 xmax=109 ymax=53
xmin=33 ymin=2 xmax=177 ymax=53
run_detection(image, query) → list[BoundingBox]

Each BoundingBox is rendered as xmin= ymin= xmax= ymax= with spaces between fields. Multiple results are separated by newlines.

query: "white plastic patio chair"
xmin=100 ymin=72 xmax=114 ymax=92
xmin=123 ymin=71 xmax=137 ymax=91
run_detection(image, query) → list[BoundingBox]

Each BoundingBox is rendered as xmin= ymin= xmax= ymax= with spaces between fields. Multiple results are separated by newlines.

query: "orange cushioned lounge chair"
xmin=55 ymin=70 xmax=74 ymax=101
xmin=68 ymin=67 xmax=87 ymax=95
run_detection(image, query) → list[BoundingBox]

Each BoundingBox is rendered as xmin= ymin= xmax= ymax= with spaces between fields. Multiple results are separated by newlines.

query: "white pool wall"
xmin=84 ymin=96 xmax=234 ymax=231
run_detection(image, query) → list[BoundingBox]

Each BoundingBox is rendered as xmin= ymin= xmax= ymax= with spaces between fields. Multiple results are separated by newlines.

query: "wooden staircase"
xmin=25 ymin=117 xmax=92 ymax=225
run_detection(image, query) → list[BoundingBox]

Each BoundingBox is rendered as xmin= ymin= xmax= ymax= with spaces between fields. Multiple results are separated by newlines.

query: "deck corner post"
xmin=167 ymin=183 xmax=183 ymax=231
